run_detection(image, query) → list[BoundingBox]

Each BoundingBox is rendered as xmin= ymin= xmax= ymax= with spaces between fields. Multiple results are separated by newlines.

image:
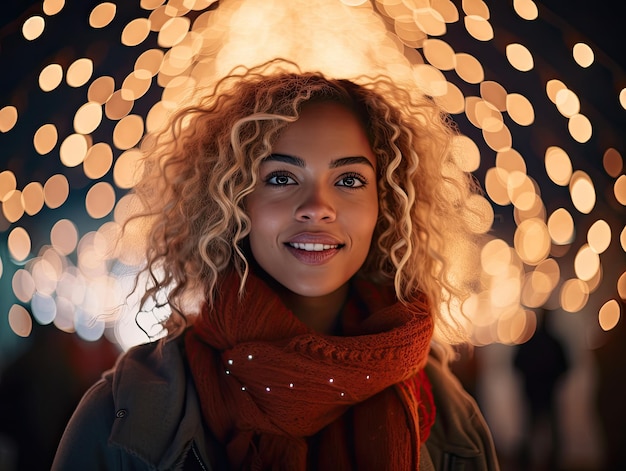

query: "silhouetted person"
xmin=513 ymin=309 xmax=569 ymax=471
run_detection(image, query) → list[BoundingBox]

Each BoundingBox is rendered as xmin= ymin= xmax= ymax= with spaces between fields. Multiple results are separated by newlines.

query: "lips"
xmin=288 ymin=242 xmax=339 ymax=251
xmin=284 ymin=233 xmax=344 ymax=264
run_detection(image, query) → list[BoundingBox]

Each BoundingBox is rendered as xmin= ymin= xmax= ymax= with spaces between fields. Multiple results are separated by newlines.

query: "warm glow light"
xmin=113 ymin=115 xmax=145 ymax=150
xmin=570 ymin=171 xmax=596 ymax=214
xmin=481 ymin=81 xmax=507 ymax=111
xmin=43 ymin=174 xmax=70 ymax=209
xmin=475 ymin=100 xmax=503 ymax=132
xmin=513 ymin=0 xmax=538 ymax=20
xmin=158 ymin=16 xmax=191 ymax=47
xmin=436 ymin=81 xmax=465 ymax=114
xmin=88 ymin=76 xmax=116 ymax=104
xmin=3 ymin=190 xmax=25 ymax=223
xmin=485 ymin=167 xmax=511 ymax=206
xmin=514 ymin=195 xmax=545 ymax=225
xmin=22 ymin=182 xmax=45 ymax=216
xmin=614 ymin=175 xmax=626 ymax=206
xmin=50 ymin=219 xmax=79 ymax=255
xmin=481 ymin=239 xmax=513 ymax=276
xmin=505 ymin=43 xmax=533 ymax=71
xmin=535 ymin=258 xmax=560 ymax=288
xmin=33 ymin=123 xmax=59 ymax=155
xmin=12 ymin=269 xmax=36 ymax=303
xmin=514 ymin=218 xmax=551 ymax=265
xmin=573 ymin=42 xmax=594 ymax=68
xmin=0 ymin=170 xmax=17 ymax=202
xmin=521 ymin=270 xmax=552 ymax=308
xmin=598 ymin=299 xmax=620 ymax=331
xmin=603 ymin=148 xmax=623 ymax=178
xmin=105 ymin=91 xmax=134 ymax=120
xmin=43 ymin=0 xmax=65 ymax=16
xmin=506 ymin=93 xmax=534 ymax=126
xmin=0 ymin=106 xmax=18 ymax=133
xmin=618 ymin=272 xmax=626 ymax=300
xmin=560 ymin=278 xmax=589 ymax=313
xmin=464 ymin=15 xmax=493 ymax=41
xmin=114 ymin=149 xmax=145 ymax=189
xmin=465 ymin=194 xmax=494 ymax=233
xmin=546 ymin=79 xmax=567 ymax=103
xmin=122 ymin=18 xmax=152 ymax=47
xmin=74 ymin=102 xmax=103 ymax=135
xmin=84 ymin=143 xmax=114 ymax=179
xmin=39 ymin=63 xmax=64 ymax=92
xmin=455 ymin=52 xmax=484 ymax=83
xmin=496 ymin=148 xmax=527 ymax=175
xmin=0 ymin=0 xmax=622 ymax=348
xmin=462 ymin=0 xmax=490 ymax=19
xmin=482 ymin=124 xmax=512 ymax=152
xmin=412 ymin=65 xmax=448 ymax=97
xmin=568 ymin=113 xmax=592 ymax=143
xmin=8 ymin=304 xmax=33 ymax=338
xmin=90 ymin=2 xmax=117 ymax=28
xmin=547 ymin=208 xmax=575 ymax=245
xmin=59 ymin=134 xmax=89 ymax=167
xmin=555 ymin=88 xmax=580 ymax=117
xmin=588 ymin=220 xmax=611 ymax=254
xmin=507 ymin=171 xmax=536 ymax=211
xmin=121 ymin=70 xmax=153 ymax=101
xmin=8 ymin=227 xmax=31 ymax=261
xmin=450 ymin=135 xmax=481 ymax=172
xmin=135 ymin=49 xmax=165 ymax=76
xmin=22 ymin=16 xmax=46 ymax=41
xmin=423 ymin=39 xmax=455 ymax=70
xmin=67 ymin=58 xmax=94 ymax=88
xmin=574 ymin=244 xmax=600 ymax=281
xmin=86 ymin=182 xmax=116 ymax=219
xmin=545 ymin=146 xmax=572 ymax=186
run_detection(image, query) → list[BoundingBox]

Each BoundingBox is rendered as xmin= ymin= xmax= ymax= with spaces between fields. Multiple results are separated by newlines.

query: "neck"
xmin=277 ymin=283 xmax=349 ymax=334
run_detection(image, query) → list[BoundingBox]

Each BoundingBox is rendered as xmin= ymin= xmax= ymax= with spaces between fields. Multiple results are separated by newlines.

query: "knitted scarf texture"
xmin=185 ymin=271 xmax=435 ymax=470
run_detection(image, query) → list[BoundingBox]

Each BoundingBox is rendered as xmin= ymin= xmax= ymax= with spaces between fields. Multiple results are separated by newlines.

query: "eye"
xmin=336 ymin=173 xmax=366 ymax=188
xmin=265 ymin=172 xmax=296 ymax=186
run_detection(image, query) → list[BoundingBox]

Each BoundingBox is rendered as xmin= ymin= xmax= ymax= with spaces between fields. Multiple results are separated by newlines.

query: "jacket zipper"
xmin=190 ymin=443 xmax=208 ymax=471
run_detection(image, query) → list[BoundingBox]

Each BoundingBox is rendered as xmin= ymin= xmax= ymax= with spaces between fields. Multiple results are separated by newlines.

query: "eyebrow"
xmin=263 ymin=153 xmax=375 ymax=170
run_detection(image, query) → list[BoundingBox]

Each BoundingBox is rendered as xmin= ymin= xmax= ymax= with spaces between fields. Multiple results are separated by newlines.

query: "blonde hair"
xmin=128 ymin=60 xmax=483 ymax=341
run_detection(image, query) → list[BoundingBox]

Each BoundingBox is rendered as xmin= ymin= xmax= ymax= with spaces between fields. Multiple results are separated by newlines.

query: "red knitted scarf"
xmin=185 ymin=271 xmax=435 ymax=470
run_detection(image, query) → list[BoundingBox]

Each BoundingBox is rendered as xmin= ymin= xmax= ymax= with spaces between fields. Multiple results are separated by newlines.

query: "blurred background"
xmin=1 ymin=0 xmax=625 ymax=470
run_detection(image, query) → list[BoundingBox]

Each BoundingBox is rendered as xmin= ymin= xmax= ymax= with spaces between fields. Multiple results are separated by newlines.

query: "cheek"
xmin=248 ymin=200 xmax=283 ymax=245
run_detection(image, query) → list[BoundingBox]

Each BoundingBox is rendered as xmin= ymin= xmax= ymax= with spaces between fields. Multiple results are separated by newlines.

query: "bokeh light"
xmin=1 ymin=0 xmax=624 ymax=350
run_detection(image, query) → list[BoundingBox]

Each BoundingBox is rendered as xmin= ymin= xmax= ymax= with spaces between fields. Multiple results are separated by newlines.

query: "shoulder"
xmin=422 ymin=344 xmax=500 ymax=471
xmin=51 ymin=363 xmax=122 ymax=469
xmin=53 ymin=336 xmax=196 ymax=470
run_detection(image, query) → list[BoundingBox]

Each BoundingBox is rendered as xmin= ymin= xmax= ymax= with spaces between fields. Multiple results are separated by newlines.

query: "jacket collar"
xmin=107 ymin=335 xmax=213 ymax=469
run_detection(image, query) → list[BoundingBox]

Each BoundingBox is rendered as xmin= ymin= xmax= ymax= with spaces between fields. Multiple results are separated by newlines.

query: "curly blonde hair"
xmin=128 ymin=60 xmax=483 ymax=341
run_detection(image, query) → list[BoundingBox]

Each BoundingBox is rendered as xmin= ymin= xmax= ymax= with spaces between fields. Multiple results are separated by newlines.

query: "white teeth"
xmin=289 ymin=242 xmax=338 ymax=251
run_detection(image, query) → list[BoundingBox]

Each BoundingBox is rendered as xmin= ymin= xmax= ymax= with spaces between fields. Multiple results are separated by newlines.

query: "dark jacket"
xmin=52 ymin=337 xmax=500 ymax=470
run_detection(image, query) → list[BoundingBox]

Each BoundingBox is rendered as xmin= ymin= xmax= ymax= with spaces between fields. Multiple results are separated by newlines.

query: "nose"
xmin=294 ymin=185 xmax=336 ymax=222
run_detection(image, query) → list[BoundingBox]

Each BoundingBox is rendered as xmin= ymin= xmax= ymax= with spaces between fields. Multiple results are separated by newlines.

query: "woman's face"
xmin=246 ymin=101 xmax=379 ymax=300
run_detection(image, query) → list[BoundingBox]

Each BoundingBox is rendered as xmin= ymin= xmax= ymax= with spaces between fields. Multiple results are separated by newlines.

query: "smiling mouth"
xmin=287 ymin=242 xmax=343 ymax=251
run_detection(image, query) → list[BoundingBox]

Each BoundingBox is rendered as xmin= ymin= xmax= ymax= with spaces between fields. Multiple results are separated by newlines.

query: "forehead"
xmin=272 ymin=101 xmax=373 ymax=158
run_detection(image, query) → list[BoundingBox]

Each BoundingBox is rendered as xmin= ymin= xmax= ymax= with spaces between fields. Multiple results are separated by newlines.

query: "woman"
xmin=53 ymin=61 xmax=499 ymax=470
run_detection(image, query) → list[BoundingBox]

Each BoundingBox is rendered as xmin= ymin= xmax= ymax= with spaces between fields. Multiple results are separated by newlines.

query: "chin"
xmin=281 ymin=280 xmax=348 ymax=299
